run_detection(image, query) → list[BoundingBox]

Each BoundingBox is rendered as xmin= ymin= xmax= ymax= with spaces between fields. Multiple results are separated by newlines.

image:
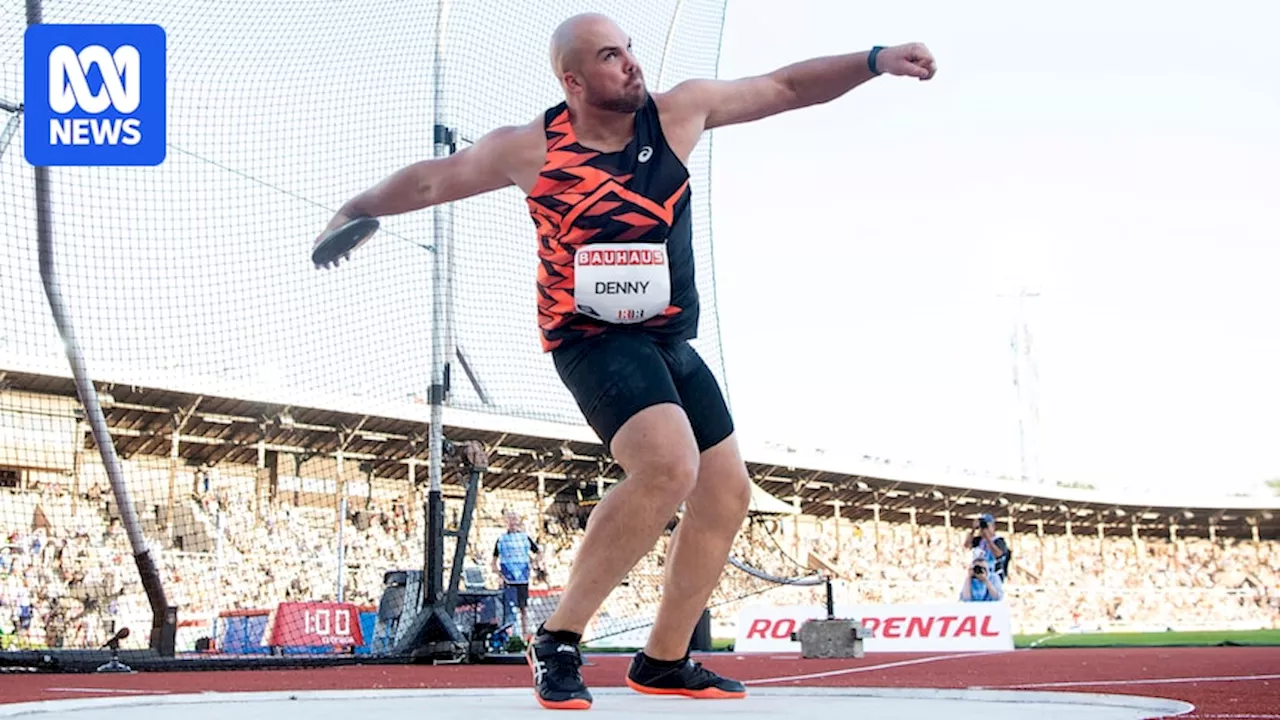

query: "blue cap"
xmin=979 ymin=513 xmax=995 ymax=523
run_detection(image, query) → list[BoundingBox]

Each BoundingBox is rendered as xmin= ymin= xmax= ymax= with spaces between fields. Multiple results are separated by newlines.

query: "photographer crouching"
xmin=960 ymin=552 xmax=1004 ymax=602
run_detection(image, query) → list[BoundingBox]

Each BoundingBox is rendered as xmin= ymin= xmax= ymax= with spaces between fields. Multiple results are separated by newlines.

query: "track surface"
xmin=1 ymin=647 xmax=1276 ymax=719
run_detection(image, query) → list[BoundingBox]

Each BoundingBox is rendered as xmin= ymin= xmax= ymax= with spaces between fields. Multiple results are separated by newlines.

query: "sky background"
xmin=2 ymin=0 xmax=1278 ymax=499
xmin=710 ymin=0 xmax=1280 ymax=495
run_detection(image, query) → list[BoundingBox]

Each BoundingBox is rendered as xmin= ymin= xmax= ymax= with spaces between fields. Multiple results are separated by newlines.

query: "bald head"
xmin=550 ymin=13 xmax=617 ymax=77
xmin=548 ymin=13 xmax=648 ymax=113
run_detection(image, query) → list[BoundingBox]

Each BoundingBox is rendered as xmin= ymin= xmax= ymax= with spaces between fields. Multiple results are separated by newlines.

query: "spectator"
xmin=960 ymin=552 xmax=1003 ymax=602
xmin=492 ymin=511 xmax=543 ymax=638
xmin=969 ymin=513 xmax=1012 ymax=582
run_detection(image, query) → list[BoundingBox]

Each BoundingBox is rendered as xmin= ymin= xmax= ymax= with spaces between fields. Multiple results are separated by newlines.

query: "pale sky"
xmin=711 ymin=0 xmax=1280 ymax=495
xmin=2 ymin=0 xmax=1278 ymax=498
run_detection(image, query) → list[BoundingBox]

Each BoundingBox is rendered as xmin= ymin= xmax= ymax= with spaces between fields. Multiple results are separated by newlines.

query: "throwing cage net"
xmin=0 ymin=0 xmax=825 ymax=668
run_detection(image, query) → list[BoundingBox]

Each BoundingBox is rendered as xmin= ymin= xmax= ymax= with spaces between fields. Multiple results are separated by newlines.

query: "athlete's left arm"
xmin=662 ymin=43 xmax=936 ymax=133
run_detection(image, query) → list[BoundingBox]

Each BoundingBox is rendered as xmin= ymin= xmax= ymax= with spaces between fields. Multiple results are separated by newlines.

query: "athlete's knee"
xmin=689 ymin=435 xmax=752 ymax=526
xmin=693 ymin=467 xmax=750 ymax=530
xmin=644 ymin=449 xmax=700 ymax=504
xmin=723 ymin=468 xmax=752 ymax=522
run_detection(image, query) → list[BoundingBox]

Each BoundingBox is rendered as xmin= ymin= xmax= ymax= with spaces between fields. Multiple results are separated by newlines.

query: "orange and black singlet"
xmin=526 ymin=96 xmax=698 ymax=353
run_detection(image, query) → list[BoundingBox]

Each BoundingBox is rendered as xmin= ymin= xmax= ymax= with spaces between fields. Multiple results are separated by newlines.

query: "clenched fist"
xmin=877 ymin=43 xmax=937 ymax=81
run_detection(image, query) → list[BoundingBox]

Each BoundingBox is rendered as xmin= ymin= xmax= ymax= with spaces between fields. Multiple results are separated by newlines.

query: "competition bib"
xmin=574 ymin=242 xmax=671 ymax=325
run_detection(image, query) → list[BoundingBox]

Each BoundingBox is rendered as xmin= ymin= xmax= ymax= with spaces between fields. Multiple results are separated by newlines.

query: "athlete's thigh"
xmin=660 ymin=340 xmax=735 ymax=453
xmin=552 ymin=331 xmax=689 ymax=459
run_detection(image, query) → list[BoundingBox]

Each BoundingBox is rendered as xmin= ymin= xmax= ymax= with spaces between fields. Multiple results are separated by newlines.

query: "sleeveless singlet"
xmin=525 ymin=95 xmax=699 ymax=353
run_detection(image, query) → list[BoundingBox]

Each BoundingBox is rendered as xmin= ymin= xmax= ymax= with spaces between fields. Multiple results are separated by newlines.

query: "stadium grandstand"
xmin=2 ymin=4 xmax=1278 ymax=704
xmin=4 ymin=360 xmax=1277 ymax=657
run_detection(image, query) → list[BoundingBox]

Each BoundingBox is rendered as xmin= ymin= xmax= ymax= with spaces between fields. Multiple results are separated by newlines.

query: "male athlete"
xmin=316 ymin=13 xmax=936 ymax=710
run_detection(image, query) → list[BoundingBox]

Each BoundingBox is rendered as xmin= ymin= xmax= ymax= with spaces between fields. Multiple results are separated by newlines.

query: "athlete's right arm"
xmin=315 ymin=123 xmax=534 ymax=244
xmin=338 ymin=125 xmax=524 ymax=217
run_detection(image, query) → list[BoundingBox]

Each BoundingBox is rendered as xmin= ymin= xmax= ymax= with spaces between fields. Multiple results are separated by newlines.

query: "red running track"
xmin=1 ymin=647 xmax=1277 ymax=719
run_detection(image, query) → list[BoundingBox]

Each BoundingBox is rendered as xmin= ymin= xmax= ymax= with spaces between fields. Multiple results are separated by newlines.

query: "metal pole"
xmin=212 ymin=507 xmax=223 ymax=643
xmin=336 ymin=451 xmax=347 ymax=603
xmin=28 ymin=0 xmax=174 ymax=654
xmin=656 ymin=0 xmax=686 ymax=90
xmin=0 ymin=106 xmax=21 ymax=159
xmin=825 ymin=576 xmax=835 ymax=619
xmin=424 ymin=0 xmax=454 ymax=610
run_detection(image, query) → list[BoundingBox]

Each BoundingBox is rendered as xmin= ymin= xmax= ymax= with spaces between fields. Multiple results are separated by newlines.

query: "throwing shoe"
xmin=527 ymin=632 xmax=593 ymax=710
xmin=625 ymin=652 xmax=747 ymax=699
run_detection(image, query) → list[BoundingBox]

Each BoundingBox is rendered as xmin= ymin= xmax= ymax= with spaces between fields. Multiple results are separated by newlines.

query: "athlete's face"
xmin=570 ymin=24 xmax=647 ymax=113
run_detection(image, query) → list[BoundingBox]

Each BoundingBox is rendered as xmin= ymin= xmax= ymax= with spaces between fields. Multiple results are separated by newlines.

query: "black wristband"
xmin=868 ymin=46 xmax=885 ymax=75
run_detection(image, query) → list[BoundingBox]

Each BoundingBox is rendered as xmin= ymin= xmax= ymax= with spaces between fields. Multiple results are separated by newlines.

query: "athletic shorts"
xmin=552 ymin=331 xmax=734 ymax=453
xmin=504 ymin=583 xmax=529 ymax=609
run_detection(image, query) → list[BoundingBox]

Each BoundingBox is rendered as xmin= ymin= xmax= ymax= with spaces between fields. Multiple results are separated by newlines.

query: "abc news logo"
xmin=48 ymin=44 xmax=143 ymax=147
xmin=24 ymin=24 xmax=166 ymax=167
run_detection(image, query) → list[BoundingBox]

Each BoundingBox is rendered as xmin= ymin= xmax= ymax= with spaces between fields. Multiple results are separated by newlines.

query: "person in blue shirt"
xmin=492 ymin=511 xmax=543 ymax=638
xmin=968 ymin=513 xmax=1012 ymax=582
xmin=960 ymin=552 xmax=1004 ymax=602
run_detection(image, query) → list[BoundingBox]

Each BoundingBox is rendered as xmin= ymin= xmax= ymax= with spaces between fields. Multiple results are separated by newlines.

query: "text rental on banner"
xmin=735 ymin=602 xmax=1015 ymax=653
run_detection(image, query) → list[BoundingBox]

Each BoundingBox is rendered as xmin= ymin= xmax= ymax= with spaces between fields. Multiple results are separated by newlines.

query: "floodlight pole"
xmin=26 ymin=0 xmax=176 ymax=656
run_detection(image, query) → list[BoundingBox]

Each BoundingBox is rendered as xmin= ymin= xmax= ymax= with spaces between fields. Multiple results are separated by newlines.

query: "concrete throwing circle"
xmin=0 ymin=687 xmax=1194 ymax=719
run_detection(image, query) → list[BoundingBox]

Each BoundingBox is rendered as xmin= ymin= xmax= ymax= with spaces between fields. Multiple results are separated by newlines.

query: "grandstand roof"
xmin=2 ymin=363 xmax=1278 ymax=541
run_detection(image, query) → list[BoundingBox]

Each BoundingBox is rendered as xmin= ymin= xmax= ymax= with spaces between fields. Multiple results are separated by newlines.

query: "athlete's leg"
xmin=540 ymin=332 xmax=699 ymax=636
xmin=624 ymin=341 xmax=750 ymax=698
xmin=642 ymin=432 xmax=751 ymax=660
xmin=642 ymin=341 xmax=750 ymax=659
xmin=540 ymin=402 xmax=699 ymax=634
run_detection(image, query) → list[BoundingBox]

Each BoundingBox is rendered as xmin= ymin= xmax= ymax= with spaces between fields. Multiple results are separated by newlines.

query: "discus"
xmin=312 ymin=216 xmax=380 ymax=268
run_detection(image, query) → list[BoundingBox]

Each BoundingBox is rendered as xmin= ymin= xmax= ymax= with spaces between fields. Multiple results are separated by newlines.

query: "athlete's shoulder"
xmin=479 ymin=116 xmax=544 ymax=151
xmin=652 ymin=80 xmax=714 ymax=123
xmin=477 ymin=114 xmax=547 ymax=196
xmin=650 ymin=86 xmax=710 ymax=164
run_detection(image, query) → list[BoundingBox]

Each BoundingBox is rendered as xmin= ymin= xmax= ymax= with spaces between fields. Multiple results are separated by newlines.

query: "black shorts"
xmin=505 ymin=583 xmax=529 ymax=609
xmin=552 ymin=331 xmax=734 ymax=453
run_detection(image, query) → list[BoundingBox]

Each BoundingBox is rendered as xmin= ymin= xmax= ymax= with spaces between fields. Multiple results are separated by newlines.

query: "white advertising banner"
xmin=735 ymin=602 xmax=1015 ymax=653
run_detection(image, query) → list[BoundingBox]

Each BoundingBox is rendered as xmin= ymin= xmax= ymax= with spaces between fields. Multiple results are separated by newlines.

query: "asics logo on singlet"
xmin=637 ymin=145 xmax=653 ymax=162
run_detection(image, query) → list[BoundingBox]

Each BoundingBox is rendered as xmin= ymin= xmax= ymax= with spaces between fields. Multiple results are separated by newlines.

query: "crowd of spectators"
xmin=3 ymin=477 xmax=1278 ymax=649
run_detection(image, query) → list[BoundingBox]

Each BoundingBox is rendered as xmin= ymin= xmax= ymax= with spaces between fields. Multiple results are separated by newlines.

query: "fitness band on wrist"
xmin=868 ymin=46 xmax=885 ymax=75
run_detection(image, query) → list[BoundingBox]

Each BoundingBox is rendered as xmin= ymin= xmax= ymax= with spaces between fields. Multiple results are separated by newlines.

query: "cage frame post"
xmin=26 ymin=0 xmax=176 ymax=658
xmin=393 ymin=0 xmax=468 ymax=662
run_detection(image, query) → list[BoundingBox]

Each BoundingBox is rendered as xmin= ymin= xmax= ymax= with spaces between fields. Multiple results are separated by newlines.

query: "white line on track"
xmin=744 ymin=651 xmax=1001 ymax=686
xmin=976 ymin=673 xmax=1280 ymax=690
xmin=46 ymin=688 xmax=170 ymax=695
xmin=1180 ymin=715 xmax=1280 ymax=719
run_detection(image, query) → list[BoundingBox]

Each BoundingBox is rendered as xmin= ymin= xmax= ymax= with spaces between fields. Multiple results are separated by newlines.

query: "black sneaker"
xmin=527 ymin=633 xmax=593 ymax=710
xmin=625 ymin=652 xmax=747 ymax=699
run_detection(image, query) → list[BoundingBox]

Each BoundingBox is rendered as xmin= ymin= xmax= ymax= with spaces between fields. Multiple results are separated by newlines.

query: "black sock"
xmin=640 ymin=651 xmax=687 ymax=668
xmin=537 ymin=623 xmax=582 ymax=646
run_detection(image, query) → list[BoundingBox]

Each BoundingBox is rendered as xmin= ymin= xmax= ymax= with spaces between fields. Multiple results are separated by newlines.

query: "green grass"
xmin=1015 ymin=629 xmax=1280 ymax=648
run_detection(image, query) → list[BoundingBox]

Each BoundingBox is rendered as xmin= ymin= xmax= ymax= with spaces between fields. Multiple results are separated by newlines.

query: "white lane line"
xmin=977 ymin=673 xmax=1280 ymax=690
xmin=46 ymin=688 xmax=170 ymax=695
xmin=745 ymin=651 xmax=1001 ymax=686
